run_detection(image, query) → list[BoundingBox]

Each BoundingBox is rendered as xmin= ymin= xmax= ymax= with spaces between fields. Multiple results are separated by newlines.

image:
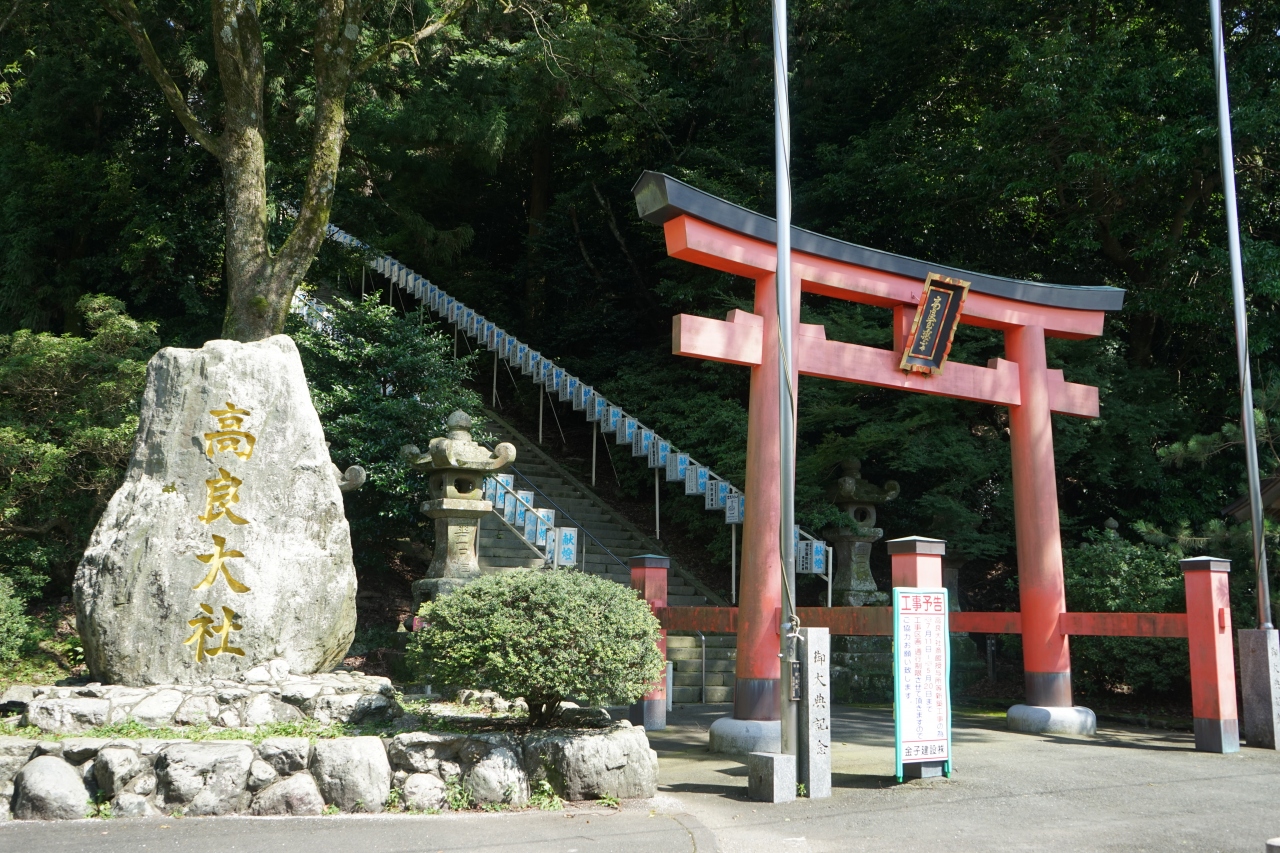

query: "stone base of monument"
xmin=0 ymin=716 xmax=657 ymax=820
xmin=709 ymin=716 xmax=781 ymax=757
xmin=4 ymin=662 xmax=399 ymax=735
xmin=1006 ymin=704 xmax=1097 ymax=736
xmin=746 ymin=751 xmax=795 ymax=803
xmin=411 ymin=576 xmax=476 ymax=606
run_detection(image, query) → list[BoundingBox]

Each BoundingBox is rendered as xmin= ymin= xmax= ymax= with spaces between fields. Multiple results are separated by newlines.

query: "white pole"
xmin=772 ymin=0 xmax=798 ymax=757
xmin=538 ymin=391 xmax=544 ymax=445
xmin=731 ymin=524 xmax=738 ymax=606
xmin=1210 ymin=0 xmax=1272 ymax=627
xmin=654 ymin=469 xmax=661 ymax=540
xmin=592 ymin=421 xmax=598 ymax=487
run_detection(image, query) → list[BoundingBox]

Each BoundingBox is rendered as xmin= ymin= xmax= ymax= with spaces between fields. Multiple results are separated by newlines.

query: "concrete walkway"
xmin=654 ymin=704 xmax=1280 ymax=853
xmin=5 ymin=704 xmax=1280 ymax=852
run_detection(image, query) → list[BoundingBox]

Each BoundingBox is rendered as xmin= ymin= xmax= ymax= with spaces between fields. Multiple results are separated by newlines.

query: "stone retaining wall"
xmin=1 ymin=662 xmax=397 ymax=734
xmin=0 ymin=722 xmax=657 ymax=820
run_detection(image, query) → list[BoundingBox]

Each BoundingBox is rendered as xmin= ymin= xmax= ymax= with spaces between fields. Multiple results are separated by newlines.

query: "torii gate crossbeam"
xmin=633 ymin=171 xmax=1125 ymax=739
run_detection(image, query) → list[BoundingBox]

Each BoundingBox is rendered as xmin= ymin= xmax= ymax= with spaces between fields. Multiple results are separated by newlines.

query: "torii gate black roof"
xmin=633 ymin=171 xmax=1126 ymax=313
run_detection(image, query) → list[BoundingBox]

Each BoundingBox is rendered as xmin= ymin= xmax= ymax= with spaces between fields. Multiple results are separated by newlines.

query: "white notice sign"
xmin=893 ymin=587 xmax=952 ymax=780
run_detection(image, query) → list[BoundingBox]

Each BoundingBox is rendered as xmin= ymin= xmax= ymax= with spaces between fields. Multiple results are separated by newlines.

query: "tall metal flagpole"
xmin=772 ymin=0 xmax=799 ymax=756
xmin=1210 ymin=0 xmax=1272 ymax=628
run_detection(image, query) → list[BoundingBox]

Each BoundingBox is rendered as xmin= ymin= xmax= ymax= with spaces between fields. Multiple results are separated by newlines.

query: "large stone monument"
xmin=821 ymin=460 xmax=899 ymax=607
xmin=74 ymin=336 xmax=364 ymax=686
xmin=402 ymin=411 xmax=515 ymax=604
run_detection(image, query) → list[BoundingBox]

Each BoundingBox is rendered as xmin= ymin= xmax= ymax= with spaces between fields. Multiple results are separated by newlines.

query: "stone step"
xmin=673 ymin=671 xmax=735 ymax=687
xmin=666 ymin=647 xmax=736 ymax=661
xmin=667 ymin=635 xmax=737 ymax=648
xmin=674 ymin=658 xmax=735 ymax=673
xmin=671 ymin=685 xmax=735 ymax=703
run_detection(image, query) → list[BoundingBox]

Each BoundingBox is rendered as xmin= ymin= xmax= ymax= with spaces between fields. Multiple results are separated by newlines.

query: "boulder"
xmin=242 ymin=693 xmax=305 ymax=727
xmin=251 ymin=772 xmax=324 ymax=816
xmin=524 ymin=722 xmax=658 ymax=800
xmin=558 ymin=706 xmax=612 ymax=728
xmin=257 ymin=737 xmax=310 ymax=776
xmin=113 ymin=792 xmax=161 ymax=818
xmin=386 ymin=732 xmax=462 ymax=774
xmin=464 ymin=745 xmax=528 ymax=807
xmin=304 ymin=691 xmax=393 ymax=725
xmin=128 ymin=690 xmax=185 ymax=727
xmin=94 ymin=746 xmax=143 ymax=796
xmin=155 ymin=742 xmax=253 ymax=816
xmin=61 ymin=739 xmax=108 ymax=765
xmin=247 ymin=759 xmax=278 ymax=792
xmin=401 ymin=773 xmax=447 ymax=812
xmin=23 ymin=698 xmax=109 ymax=734
xmin=12 ymin=756 xmax=90 ymax=820
xmin=0 ymin=737 xmax=37 ymax=798
xmin=311 ymin=737 xmax=390 ymax=813
xmin=74 ymin=335 xmax=357 ymax=686
xmin=172 ymin=695 xmax=218 ymax=726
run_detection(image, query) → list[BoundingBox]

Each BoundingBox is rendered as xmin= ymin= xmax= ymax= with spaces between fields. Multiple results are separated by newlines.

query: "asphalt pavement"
xmin=5 ymin=704 xmax=1280 ymax=853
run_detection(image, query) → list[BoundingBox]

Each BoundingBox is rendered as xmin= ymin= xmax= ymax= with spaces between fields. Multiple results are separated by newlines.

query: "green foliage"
xmin=0 ymin=576 xmax=32 ymax=664
xmin=529 ymin=780 xmax=563 ymax=811
xmin=406 ymin=570 xmax=665 ymax=726
xmin=444 ymin=775 xmax=472 ymax=811
xmin=0 ymin=294 xmax=157 ymax=600
xmin=288 ymin=295 xmax=480 ymax=576
xmin=1063 ymin=530 xmax=1189 ymax=696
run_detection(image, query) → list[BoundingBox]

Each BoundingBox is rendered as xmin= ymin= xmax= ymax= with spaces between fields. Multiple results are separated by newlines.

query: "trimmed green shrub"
xmin=406 ymin=570 xmax=665 ymax=726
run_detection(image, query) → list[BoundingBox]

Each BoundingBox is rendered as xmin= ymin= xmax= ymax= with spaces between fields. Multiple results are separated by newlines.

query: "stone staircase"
xmin=667 ymin=634 xmax=736 ymax=703
xmin=476 ymin=411 xmax=713 ymax=607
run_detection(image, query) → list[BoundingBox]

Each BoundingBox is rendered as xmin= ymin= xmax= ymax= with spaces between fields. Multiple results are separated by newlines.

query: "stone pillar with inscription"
xmin=402 ymin=411 xmax=515 ymax=606
xmin=798 ymin=627 xmax=832 ymax=798
xmin=74 ymin=336 xmax=364 ymax=686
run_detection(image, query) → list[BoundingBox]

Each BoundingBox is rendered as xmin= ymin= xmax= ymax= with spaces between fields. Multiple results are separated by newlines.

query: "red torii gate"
xmin=631 ymin=172 xmax=1238 ymax=751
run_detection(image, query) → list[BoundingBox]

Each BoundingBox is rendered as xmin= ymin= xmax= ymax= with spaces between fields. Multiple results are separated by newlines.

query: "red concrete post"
xmin=630 ymin=554 xmax=669 ymax=730
xmin=887 ymin=536 xmax=945 ymax=588
xmin=731 ymin=272 xmax=787 ymax=722
xmin=1005 ymin=324 xmax=1073 ymax=708
xmin=1182 ymin=556 xmax=1239 ymax=753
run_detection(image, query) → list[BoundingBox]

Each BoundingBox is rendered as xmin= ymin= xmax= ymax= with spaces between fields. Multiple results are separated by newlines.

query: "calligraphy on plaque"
xmin=893 ymin=587 xmax=952 ymax=781
xmin=899 ymin=273 xmax=971 ymax=375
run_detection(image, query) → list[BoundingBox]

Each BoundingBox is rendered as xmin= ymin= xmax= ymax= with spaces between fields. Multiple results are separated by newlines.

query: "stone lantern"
xmin=820 ymin=459 xmax=899 ymax=607
xmin=402 ymin=411 xmax=515 ymax=605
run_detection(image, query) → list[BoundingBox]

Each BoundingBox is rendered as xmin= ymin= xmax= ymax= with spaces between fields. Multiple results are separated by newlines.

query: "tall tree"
xmin=99 ymin=0 xmax=471 ymax=341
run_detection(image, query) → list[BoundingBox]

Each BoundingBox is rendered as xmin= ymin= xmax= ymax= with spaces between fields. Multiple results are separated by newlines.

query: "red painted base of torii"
xmin=630 ymin=172 xmax=1237 ymax=751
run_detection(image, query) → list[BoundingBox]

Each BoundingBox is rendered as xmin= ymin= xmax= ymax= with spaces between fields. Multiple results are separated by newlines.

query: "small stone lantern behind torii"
xmin=402 ymin=411 xmax=515 ymax=605
xmin=821 ymin=460 xmax=899 ymax=607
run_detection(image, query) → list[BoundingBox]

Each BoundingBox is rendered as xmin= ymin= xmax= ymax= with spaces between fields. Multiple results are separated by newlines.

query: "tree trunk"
xmin=219 ymin=128 xmax=278 ymax=342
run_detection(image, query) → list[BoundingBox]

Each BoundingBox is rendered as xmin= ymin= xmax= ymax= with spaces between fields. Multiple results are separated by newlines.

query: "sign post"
xmin=894 ymin=587 xmax=952 ymax=781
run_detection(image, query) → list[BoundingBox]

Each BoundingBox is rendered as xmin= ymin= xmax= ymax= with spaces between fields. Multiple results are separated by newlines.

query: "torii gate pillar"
xmin=1006 ymin=324 xmax=1072 ymax=707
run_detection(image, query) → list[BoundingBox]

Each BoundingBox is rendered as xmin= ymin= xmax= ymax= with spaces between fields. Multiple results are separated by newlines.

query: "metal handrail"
xmin=507 ymin=462 xmax=629 ymax=570
xmin=487 ymin=485 xmax=549 ymax=562
xmin=480 ymin=442 xmax=630 ymax=571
